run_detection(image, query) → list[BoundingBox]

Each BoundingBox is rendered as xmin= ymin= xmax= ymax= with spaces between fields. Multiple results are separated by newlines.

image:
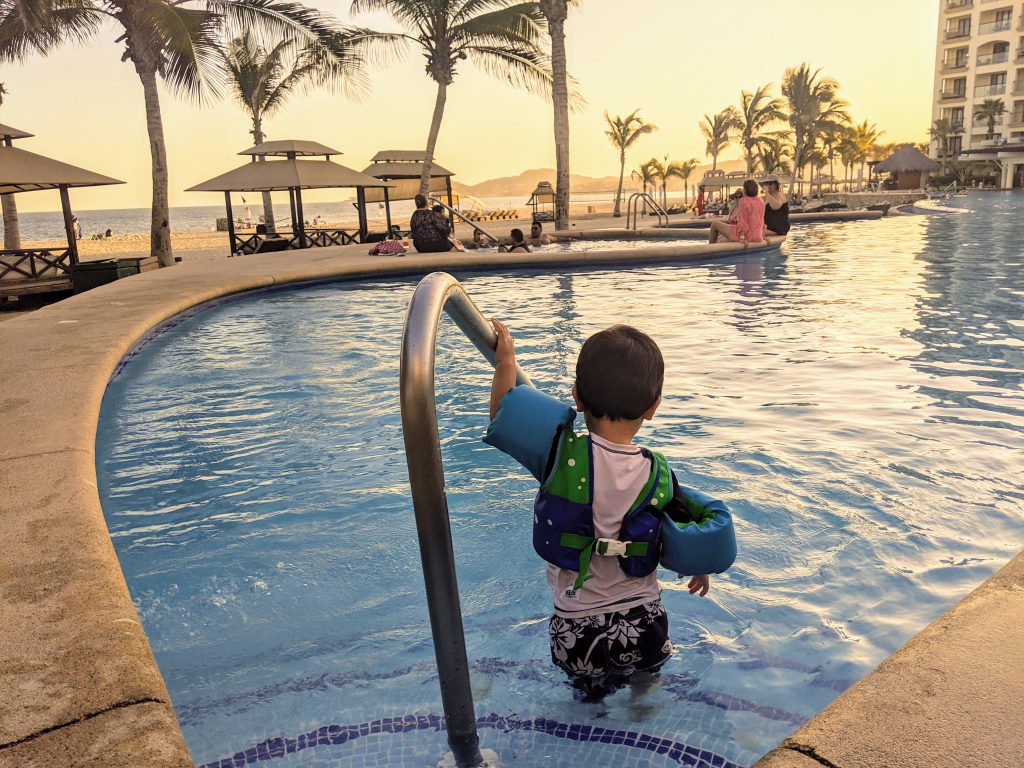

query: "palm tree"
xmin=782 ymin=64 xmax=848 ymax=198
xmin=647 ymin=156 xmax=666 ymax=207
xmin=664 ymin=157 xmax=699 ymax=205
xmin=631 ymin=157 xmax=659 ymax=213
xmin=973 ymin=98 xmax=1006 ymax=140
xmin=699 ymin=110 xmax=732 ymax=172
xmin=837 ymin=130 xmax=860 ymax=190
xmin=730 ymin=84 xmax=787 ymax=174
xmin=0 ymin=80 xmax=21 ymax=249
xmin=928 ymin=117 xmax=963 ymax=174
xmin=538 ymin=0 xmax=578 ymax=230
xmin=1 ymin=0 xmax=370 ymax=267
xmin=604 ymin=109 xmax=657 ymax=216
xmin=352 ymin=0 xmax=551 ymax=196
xmin=222 ymin=30 xmax=333 ymax=234
xmin=756 ymin=132 xmax=792 ymax=175
xmin=850 ymin=120 xmax=883 ymax=190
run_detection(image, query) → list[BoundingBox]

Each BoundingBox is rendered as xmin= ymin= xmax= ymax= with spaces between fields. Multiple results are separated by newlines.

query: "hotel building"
xmin=932 ymin=0 xmax=1024 ymax=186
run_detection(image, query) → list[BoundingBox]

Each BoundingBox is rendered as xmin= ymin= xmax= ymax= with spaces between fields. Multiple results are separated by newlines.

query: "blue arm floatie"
xmin=483 ymin=385 xmax=577 ymax=482
xmin=659 ymin=483 xmax=737 ymax=577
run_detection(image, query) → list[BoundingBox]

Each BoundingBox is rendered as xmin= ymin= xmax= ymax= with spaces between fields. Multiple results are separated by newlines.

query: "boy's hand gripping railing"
xmin=399 ymin=272 xmax=532 ymax=768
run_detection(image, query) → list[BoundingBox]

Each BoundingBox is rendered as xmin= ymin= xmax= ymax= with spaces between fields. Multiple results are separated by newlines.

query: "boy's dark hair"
xmin=414 ymin=193 xmax=428 ymax=208
xmin=576 ymin=325 xmax=664 ymax=420
xmin=743 ymin=179 xmax=758 ymax=196
xmin=510 ymin=228 xmax=525 ymax=242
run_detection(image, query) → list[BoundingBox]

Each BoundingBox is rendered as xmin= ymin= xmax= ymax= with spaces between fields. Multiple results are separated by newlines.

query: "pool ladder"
xmin=400 ymin=272 xmax=533 ymax=768
xmin=625 ymin=192 xmax=669 ymax=229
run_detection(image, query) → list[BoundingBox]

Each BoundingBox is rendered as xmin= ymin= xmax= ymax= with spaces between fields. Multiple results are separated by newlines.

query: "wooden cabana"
xmin=360 ymin=151 xmax=455 ymax=238
xmin=187 ymin=140 xmax=394 ymax=254
xmin=526 ymin=181 xmax=556 ymax=222
xmin=875 ymin=145 xmax=940 ymax=190
xmin=0 ymin=139 xmax=124 ymax=296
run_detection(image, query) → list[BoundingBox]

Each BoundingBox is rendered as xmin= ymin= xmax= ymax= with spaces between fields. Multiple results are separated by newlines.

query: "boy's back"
xmin=547 ymin=432 xmax=660 ymax=617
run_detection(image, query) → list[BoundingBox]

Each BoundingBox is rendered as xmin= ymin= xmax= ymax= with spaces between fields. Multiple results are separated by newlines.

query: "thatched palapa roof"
xmin=875 ymin=145 xmax=940 ymax=173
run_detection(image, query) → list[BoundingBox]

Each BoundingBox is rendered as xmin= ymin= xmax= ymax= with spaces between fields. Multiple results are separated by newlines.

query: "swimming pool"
xmin=96 ymin=192 xmax=1024 ymax=768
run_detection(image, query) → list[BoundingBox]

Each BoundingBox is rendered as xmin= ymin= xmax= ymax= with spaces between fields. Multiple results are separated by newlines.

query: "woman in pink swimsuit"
xmin=708 ymin=180 xmax=766 ymax=244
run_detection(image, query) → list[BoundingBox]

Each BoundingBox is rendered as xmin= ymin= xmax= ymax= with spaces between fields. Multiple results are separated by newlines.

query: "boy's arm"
xmin=687 ymin=574 xmax=710 ymax=596
xmin=490 ymin=319 xmax=518 ymax=420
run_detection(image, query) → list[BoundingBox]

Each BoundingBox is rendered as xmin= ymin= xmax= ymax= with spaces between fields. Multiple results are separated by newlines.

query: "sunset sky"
xmin=3 ymin=0 xmax=940 ymax=213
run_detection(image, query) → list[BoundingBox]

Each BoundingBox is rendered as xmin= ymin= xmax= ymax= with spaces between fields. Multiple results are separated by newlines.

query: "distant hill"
xmin=452 ymin=158 xmax=748 ymax=198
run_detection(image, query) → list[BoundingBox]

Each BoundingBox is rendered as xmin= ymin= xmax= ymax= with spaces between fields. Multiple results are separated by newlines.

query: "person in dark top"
xmin=499 ymin=228 xmax=530 ymax=253
xmin=410 ymin=194 xmax=463 ymax=252
xmin=761 ymin=176 xmax=790 ymax=235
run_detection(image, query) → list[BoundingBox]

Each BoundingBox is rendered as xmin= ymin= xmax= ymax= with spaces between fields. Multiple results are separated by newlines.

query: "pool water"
xmin=97 ymin=192 xmax=1024 ymax=768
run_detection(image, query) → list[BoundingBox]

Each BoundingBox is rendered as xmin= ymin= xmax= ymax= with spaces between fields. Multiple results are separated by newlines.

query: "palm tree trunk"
xmin=613 ymin=150 xmax=625 ymax=217
xmin=547 ymin=6 xmax=570 ymax=230
xmin=135 ymin=62 xmax=174 ymax=267
xmin=419 ymin=80 xmax=448 ymax=196
xmin=711 ymin=152 xmax=717 ymax=172
xmin=251 ymin=120 xmax=276 ymax=235
xmin=2 ymin=193 xmax=20 ymax=249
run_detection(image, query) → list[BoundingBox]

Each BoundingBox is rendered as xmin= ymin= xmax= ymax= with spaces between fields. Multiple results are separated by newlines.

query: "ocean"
xmin=0 ymin=190 xmax=685 ymax=242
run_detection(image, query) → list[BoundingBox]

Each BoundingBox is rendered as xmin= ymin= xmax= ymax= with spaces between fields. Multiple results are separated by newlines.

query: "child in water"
xmin=484 ymin=321 xmax=712 ymax=699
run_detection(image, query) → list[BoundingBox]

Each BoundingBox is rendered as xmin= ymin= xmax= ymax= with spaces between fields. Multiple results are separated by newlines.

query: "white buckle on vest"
xmin=596 ymin=538 xmax=629 ymax=557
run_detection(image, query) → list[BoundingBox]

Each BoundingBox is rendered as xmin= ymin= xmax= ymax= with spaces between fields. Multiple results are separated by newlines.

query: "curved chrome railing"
xmin=399 ymin=272 xmax=532 ymax=767
xmin=626 ymin=191 xmax=669 ymax=229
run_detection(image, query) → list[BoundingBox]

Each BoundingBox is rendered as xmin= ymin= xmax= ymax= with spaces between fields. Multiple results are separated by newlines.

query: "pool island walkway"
xmin=0 ymin=235 xmax=1020 ymax=768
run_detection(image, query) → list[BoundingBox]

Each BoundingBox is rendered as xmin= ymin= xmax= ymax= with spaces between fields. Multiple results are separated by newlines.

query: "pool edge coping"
xmin=3 ymin=233 xmax=1019 ymax=767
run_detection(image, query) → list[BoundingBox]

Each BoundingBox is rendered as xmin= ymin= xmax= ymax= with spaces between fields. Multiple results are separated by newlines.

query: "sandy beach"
xmin=19 ymin=198 xmax=673 ymax=263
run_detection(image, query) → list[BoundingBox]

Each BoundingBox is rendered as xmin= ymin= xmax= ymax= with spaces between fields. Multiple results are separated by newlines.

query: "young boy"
xmin=485 ymin=320 xmax=710 ymax=698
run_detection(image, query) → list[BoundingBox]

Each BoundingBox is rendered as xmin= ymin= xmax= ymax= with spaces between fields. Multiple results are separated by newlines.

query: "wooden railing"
xmin=230 ymin=228 xmax=359 ymax=256
xmin=0 ymin=247 xmax=73 ymax=281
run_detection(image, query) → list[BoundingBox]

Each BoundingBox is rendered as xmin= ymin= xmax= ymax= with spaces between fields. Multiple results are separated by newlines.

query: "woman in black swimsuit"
xmin=761 ymin=177 xmax=790 ymax=236
xmin=410 ymin=194 xmax=458 ymax=252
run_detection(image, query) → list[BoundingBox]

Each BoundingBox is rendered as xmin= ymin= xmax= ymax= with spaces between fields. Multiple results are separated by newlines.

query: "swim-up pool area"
xmin=95 ymin=193 xmax=1024 ymax=767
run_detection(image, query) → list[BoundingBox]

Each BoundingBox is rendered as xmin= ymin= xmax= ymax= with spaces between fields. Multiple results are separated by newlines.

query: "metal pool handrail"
xmin=399 ymin=272 xmax=533 ymax=768
xmin=626 ymin=191 xmax=669 ymax=229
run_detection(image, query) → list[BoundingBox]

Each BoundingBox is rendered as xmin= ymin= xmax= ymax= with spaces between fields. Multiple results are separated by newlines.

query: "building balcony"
xmin=941 ymin=89 xmax=969 ymax=100
xmin=1013 ymin=81 xmax=1024 ymax=94
xmin=976 ymin=51 xmax=1010 ymax=66
xmin=1010 ymin=116 xmax=1024 ymax=127
xmin=977 ymin=19 xmax=1012 ymax=34
xmin=946 ymin=0 xmax=972 ymax=8
xmin=974 ymin=82 xmax=1007 ymax=96
xmin=945 ymin=27 xmax=972 ymax=39
xmin=943 ymin=58 xmax=970 ymax=71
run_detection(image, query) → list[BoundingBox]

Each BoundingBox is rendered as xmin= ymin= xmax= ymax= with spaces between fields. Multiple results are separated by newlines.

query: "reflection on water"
xmin=97 ymin=194 xmax=1023 ymax=768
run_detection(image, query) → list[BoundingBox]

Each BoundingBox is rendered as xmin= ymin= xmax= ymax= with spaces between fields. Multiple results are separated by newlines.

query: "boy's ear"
xmin=643 ymin=395 xmax=662 ymax=421
xmin=571 ymin=385 xmax=585 ymax=413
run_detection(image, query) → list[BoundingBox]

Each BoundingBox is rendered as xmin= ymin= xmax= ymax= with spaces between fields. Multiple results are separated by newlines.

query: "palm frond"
xmin=466 ymin=43 xmax=551 ymax=98
xmin=0 ymin=0 xmax=103 ymax=62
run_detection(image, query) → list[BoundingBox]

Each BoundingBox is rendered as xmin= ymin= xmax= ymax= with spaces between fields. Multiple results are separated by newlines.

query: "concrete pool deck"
xmin=0 ymin=231 xmax=1019 ymax=767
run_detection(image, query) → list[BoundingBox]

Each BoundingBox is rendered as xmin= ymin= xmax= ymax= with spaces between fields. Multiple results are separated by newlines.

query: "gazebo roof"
xmin=187 ymin=157 xmax=393 ymax=193
xmin=0 ymin=146 xmax=124 ymax=194
xmin=364 ymin=150 xmax=454 ymax=179
xmin=875 ymin=145 xmax=940 ymax=173
xmin=239 ymin=140 xmax=342 ymax=158
xmin=0 ymin=123 xmax=33 ymax=141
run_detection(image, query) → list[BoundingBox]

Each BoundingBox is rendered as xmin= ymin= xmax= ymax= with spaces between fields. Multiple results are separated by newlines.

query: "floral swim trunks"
xmin=548 ymin=599 xmax=672 ymax=683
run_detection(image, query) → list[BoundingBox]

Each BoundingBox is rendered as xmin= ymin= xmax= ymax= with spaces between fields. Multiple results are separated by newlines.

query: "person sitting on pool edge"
xmin=498 ymin=229 xmax=530 ymax=253
xmin=483 ymin=322 xmax=713 ymax=701
xmin=761 ymin=176 xmax=790 ymax=236
xmin=410 ymin=194 xmax=463 ymax=253
xmin=528 ymin=220 xmax=552 ymax=246
xmin=708 ymin=180 xmax=765 ymax=245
